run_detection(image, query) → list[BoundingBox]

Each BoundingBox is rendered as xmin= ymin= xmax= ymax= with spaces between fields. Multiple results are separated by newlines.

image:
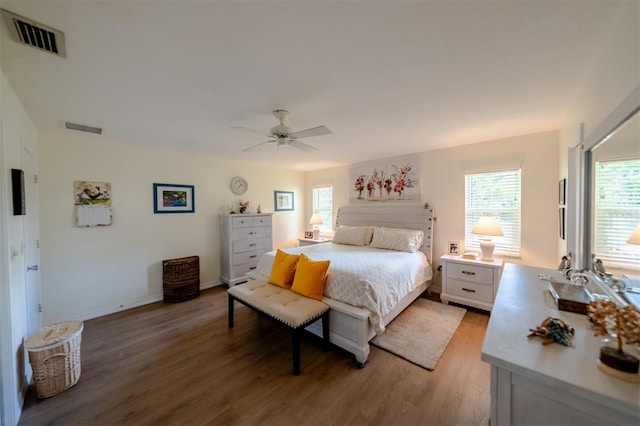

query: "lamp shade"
xmin=309 ymin=213 xmax=323 ymax=225
xmin=627 ymin=223 xmax=640 ymax=245
xmin=471 ymin=216 xmax=504 ymax=237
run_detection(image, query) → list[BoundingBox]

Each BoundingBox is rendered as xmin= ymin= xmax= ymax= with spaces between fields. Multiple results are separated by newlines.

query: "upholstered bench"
xmin=228 ymin=280 xmax=330 ymax=375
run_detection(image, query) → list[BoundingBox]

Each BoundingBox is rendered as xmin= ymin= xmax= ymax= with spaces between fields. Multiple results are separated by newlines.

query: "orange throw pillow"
xmin=268 ymin=249 xmax=300 ymax=289
xmin=291 ymin=254 xmax=330 ymax=301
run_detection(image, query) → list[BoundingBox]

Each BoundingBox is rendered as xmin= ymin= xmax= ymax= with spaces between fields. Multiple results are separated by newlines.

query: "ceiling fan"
xmin=231 ymin=110 xmax=332 ymax=152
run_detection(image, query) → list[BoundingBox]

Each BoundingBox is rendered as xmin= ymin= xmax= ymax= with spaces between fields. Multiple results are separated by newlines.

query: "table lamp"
xmin=627 ymin=223 xmax=640 ymax=245
xmin=309 ymin=213 xmax=323 ymax=239
xmin=471 ymin=216 xmax=504 ymax=261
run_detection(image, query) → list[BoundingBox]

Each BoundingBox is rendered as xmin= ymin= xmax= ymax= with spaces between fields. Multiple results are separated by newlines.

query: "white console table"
xmin=481 ymin=263 xmax=639 ymax=425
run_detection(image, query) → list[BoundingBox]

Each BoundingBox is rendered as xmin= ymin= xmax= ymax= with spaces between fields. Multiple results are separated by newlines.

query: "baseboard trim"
xmin=75 ymin=280 xmax=222 ymax=321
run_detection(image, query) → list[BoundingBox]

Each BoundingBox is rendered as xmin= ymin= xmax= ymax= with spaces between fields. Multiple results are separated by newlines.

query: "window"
xmin=312 ymin=185 xmax=333 ymax=236
xmin=465 ymin=169 xmax=521 ymax=257
xmin=593 ymin=158 xmax=640 ymax=268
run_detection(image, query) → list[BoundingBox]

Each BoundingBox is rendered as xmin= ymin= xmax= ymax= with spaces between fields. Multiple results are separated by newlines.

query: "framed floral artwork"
xmin=349 ymin=154 xmax=420 ymax=203
xmin=274 ymin=190 xmax=294 ymax=211
xmin=153 ymin=183 xmax=195 ymax=213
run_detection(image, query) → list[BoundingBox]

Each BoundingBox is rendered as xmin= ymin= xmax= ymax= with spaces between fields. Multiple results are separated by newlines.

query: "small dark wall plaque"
xmin=11 ymin=169 xmax=25 ymax=215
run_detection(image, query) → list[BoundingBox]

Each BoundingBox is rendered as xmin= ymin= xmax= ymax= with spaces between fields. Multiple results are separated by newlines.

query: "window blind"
xmin=593 ymin=158 xmax=640 ymax=267
xmin=465 ymin=169 xmax=521 ymax=257
xmin=312 ymin=186 xmax=333 ymax=235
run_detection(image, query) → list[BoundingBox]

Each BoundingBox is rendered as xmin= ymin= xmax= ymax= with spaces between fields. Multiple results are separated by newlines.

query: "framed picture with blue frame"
xmin=274 ymin=190 xmax=294 ymax=211
xmin=153 ymin=183 xmax=195 ymax=213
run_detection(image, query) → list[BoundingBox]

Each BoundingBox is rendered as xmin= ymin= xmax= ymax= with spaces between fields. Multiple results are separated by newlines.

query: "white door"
xmin=23 ymin=147 xmax=41 ymax=333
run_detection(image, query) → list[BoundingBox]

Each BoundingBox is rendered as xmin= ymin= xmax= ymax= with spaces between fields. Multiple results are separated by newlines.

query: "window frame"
xmin=312 ymin=185 xmax=333 ymax=237
xmin=464 ymin=169 xmax=521 ymax=257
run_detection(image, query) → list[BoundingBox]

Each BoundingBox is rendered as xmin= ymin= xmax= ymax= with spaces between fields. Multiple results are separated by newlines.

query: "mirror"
xmin=580 ymin=104 xmax=640 ymax=309
xmin=588 ymin=110 xmax=640 ymax=273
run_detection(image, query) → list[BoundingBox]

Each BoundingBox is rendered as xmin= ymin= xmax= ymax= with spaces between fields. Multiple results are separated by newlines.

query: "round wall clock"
xmin=230 ymin=176 xmax=248 ymax=195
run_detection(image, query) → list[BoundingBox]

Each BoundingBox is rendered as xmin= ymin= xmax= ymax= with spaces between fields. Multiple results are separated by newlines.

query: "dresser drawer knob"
xmin=249 ymin=255 xmax=257 ymax=258
xmin=462 ymin=270 xmax=476 ymax=275
xmin=462 ymin=287 xmax=476 ymax=293
xmin=249 ymin=243 xmax=257 ymax=247
xmin=249 ymin=266 xmax=256 ymax=270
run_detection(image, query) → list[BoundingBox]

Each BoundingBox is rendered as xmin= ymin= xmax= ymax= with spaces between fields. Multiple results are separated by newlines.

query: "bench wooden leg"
xmin=228 ymin=294 xmax=234 ymax=328
xmin=291 ymin=329 xmax=301 ymax=375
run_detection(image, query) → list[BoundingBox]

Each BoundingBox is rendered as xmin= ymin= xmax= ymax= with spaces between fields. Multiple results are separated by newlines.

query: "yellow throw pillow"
xmin=268 ymin=249 xmax=300 ymax=289
xmin=291 ymin=254 xmax=330 ymax=301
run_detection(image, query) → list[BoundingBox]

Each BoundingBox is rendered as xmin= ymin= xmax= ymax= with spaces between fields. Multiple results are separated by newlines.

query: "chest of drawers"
xmin=440 ymin=254 xmax=503 ymax=311
xmin=220 ymin=213 xmax=273 ymax=286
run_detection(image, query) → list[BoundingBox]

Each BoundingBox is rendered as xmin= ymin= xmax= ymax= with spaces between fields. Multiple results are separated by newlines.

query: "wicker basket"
xmin=24 ymin=321 xmax=83 ymax=398
xmin=163 ymin=255 xmax=200 ymax=303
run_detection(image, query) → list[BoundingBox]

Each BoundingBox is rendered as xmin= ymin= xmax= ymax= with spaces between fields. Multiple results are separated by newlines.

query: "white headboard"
xmin=335 ymin=204 xmax=435 ymax=265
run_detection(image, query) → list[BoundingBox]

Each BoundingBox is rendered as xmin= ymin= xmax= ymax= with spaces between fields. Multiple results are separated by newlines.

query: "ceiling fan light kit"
xmin=232 ymin=109 xmax=331 ymax=152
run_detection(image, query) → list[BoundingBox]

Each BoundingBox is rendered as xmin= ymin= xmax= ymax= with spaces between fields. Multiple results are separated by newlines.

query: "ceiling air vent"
xmin=1 ymin=9 xmax=66 ymax=58
xmin=65 ymin=122 xmax=103 ymax=135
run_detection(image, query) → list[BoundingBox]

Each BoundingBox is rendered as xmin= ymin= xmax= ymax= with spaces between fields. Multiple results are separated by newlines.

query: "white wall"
xmin=38 ymin=131 xmax=304 ymax=324
xmin=306 ymin=130 xmax=559 ymax=292
xmin=1 ymin=71 xmax=38 ymax=426
xmin=559 ymin=1 xmax=640 ymax=262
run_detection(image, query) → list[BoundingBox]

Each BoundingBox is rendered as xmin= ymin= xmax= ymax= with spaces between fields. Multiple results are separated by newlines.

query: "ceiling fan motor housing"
xmin=270 ymin=124 xmax=293 ymax=138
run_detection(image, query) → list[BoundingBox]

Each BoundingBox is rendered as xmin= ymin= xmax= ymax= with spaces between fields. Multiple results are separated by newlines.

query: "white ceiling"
xmin=0 ymin=1 xmax=625 ymax=171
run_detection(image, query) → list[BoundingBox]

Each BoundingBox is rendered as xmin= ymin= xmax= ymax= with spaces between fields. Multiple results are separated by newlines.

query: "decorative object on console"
xmin=238 ymin=199 xmax=249 ymax=214
xmin=274 ymin=190 xmax=294 ymax=211
xmin=471 ymin=216 xmax=503 ymax=261
xmin=547 ymin=280 xmax=593 ymax=315
xmin=229 ymin=176 xmax=248 ymax=195
xmin=587 ymin=300 xmax=640 ymax=382
xmin=304 ymin=231 xmax=314 ymax=239
xmin=527 ymin=316 xmax=574 ymax=346
xmin=153 ymin=183 xmax=194 ymax=214
xmin=309 ymin=213 xmax=323 ymax=239
xmin=627 ymin=223 xmax=640 ymax=245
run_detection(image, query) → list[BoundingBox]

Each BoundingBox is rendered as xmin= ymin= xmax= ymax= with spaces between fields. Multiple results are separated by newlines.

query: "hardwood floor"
xmin=19 ymin=287 xmax=491 ymax=426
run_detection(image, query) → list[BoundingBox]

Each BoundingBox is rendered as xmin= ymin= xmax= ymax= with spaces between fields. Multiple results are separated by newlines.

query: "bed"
xmin=246 ymin=204 xmax=435 ymax=365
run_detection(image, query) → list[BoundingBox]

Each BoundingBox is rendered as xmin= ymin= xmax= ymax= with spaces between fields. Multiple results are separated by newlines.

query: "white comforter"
xmin=255 ymin=243 xmax=432 ymax=334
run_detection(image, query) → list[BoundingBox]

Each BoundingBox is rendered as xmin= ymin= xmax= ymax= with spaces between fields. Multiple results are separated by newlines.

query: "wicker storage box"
xmin=24 ymin=320 xmax=83 ymax=398
xmin=163 ymin=255 xmax=200 ymax=303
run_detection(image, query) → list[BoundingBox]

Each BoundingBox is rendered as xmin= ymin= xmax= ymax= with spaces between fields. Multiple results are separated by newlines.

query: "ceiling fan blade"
xmin=231 ymin=126 xmax=273 ymax=137
xmin=242 ymin=141 xmax=275 ymax=152
xmin=289 ymin=140 xmax=319 ymax=152
xmin=290 ymin=125 xmax=332 ymax=139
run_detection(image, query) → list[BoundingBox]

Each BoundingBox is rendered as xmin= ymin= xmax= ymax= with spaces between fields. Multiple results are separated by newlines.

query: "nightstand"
xmin=298 ymin=238 xmax=332 ymax=247
xmin=440 ymin=254 xmax=503 ymax=311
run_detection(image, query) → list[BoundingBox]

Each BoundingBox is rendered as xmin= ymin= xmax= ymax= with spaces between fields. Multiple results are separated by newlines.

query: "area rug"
xmin=371 ymin=298 xmax=466 ymax=370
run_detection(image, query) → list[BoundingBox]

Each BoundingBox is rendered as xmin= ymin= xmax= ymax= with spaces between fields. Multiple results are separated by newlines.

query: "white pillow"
xmin=370 ymin=226 xmax=424 ymax=253
xmin=332 ymin=225 xmax=373 ymax=246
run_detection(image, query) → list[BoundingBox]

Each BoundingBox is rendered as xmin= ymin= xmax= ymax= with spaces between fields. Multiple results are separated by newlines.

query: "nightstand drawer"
xmin=447 ymin=278 xmax=493 ymax=303
xmin=447 ymin=262 xmax=494 ymax=285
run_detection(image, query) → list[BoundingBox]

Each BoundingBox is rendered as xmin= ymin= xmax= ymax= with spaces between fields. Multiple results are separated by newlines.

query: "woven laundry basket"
xmin=24 ymin=320 xmax=83 ymax=398
xmin=163 ymin=255 xmax=200 ymax=303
